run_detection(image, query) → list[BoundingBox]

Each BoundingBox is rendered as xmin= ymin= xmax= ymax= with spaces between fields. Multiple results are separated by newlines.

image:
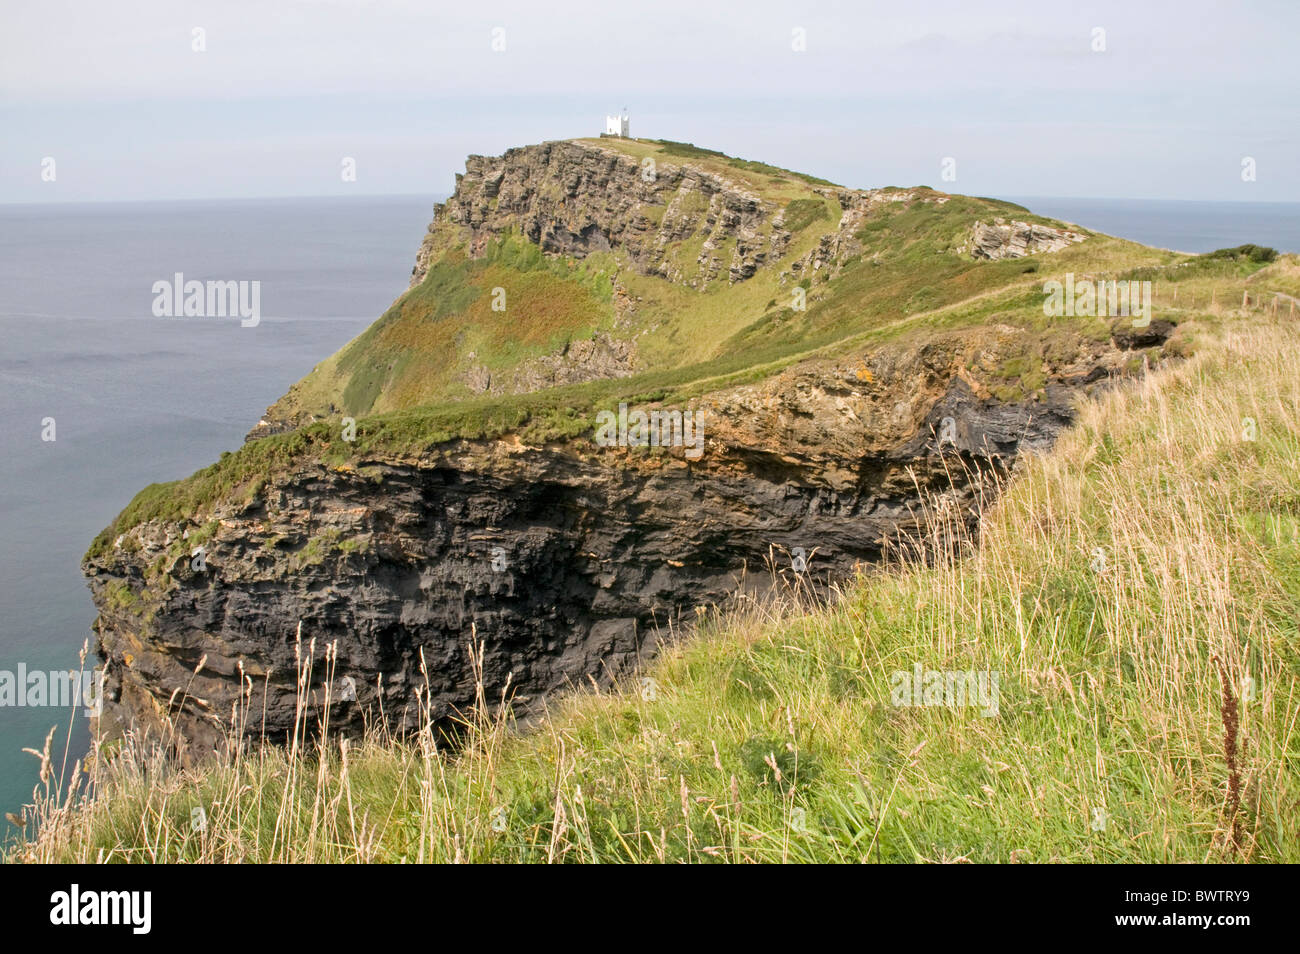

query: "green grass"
xmin=75 ymin=135 xmax=1300 ymax=597
xmin=780 ymin=197 xmax=830 ymax=232
xmin=18 ymin=317 xmax=1298 ymax=863
xmin=651 ymin=139 xmax=839 ymax=187
xmin=264 ymin=155 xmax=1132 ymax=434
xmin=283 ymin=236 xmax=618 ymax=419
xmin=86 ymin=248 xmax=1300 ymax=561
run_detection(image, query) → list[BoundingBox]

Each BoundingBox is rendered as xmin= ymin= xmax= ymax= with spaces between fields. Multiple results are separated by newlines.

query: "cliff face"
xmin=85 ymin=326 xmax=1145 ymax=755
xmin=83 ymin=139 xmax=1157 ymax=755
xmin=410 ymin=142 xmax=1090 ymax=290
xmin=411 ymin=140 xmax=786 ymax=290
xmin=252 ymin=139 xmax=1095 ymax=435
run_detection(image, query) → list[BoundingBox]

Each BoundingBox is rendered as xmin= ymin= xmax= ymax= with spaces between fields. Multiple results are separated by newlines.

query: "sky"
xmin=2 ymin=0 xmax=1297 ymax=203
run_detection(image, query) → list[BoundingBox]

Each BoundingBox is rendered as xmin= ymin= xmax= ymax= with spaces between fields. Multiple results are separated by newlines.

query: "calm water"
xmin=0 ymin=194 xmax=1295 ymax=826
xmin=0 ymin=196 xmax=436 ymax=824
xmin=1002 ymin=197 xmax=1300 ymax=254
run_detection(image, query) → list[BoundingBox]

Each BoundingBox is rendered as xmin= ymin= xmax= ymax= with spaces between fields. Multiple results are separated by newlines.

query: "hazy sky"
xmin=2 ymin=0 xmax=1297 ymax=203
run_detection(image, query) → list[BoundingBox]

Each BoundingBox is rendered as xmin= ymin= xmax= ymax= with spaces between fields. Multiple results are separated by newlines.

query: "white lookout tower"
xmin=604 ymin=111 xmax=630 ymax=138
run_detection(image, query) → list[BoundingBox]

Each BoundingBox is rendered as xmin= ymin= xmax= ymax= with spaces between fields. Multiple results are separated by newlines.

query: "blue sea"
xmin=0 ymin=194 xmax=1296 ymax=828
xmin=0 ymin=196 xmax=437 ymax=826
xmin=1002 ymin=197 xmax=1300 ymax=254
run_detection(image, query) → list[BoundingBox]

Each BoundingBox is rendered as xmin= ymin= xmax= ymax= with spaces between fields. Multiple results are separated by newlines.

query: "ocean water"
xmin=0 ymin=196 xmax=436 ymax=824
xmin=0 ymin=193 xmax=1295 ymax=827
xmin=1001 ymin=197 xmax=1300 ymax=254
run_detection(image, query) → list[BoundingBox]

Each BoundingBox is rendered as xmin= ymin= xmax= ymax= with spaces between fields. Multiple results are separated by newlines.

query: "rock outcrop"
xmin=411 ymin=140 xmax=788 ymax=291
xmin=463 ymin=332 xmax=637 ymax=396
xmin=86 ymin=326 xmax=1139 ymax=756
xmin=85 ymin=141 xmax=1130 ymax=757
xmin=782 ymin=188 xmax=951 ymax=284
xmin=963 ymin=219 xmax=1086 ymax=260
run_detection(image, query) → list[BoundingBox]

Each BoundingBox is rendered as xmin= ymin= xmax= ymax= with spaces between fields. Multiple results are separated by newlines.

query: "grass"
xmin=17 ymin=316 xmax=1298 ymax=863
xmin=571 ymin=137 xmax=839 ymax=199
xmin=272 ymin=142 xmax=1101 ymax=430
xmin=84 ymin=251 xmax=1299 ymax=561
xmin=780 ymin=197 xmax=830 ymax=233
xmin=282 ymin=236 xmax=617 ymax=418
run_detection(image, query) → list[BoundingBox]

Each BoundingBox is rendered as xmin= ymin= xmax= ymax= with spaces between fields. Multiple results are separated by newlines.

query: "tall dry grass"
xmin=8 ymin=318 xmax=1298 ymax=863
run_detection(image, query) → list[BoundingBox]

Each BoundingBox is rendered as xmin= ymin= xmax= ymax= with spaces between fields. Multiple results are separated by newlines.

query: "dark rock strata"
xmin=84 ymin=331 xmax=1137 ymax=757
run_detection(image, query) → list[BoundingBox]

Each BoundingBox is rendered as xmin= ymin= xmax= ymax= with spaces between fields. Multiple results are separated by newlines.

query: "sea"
xmin=1002 ymin=197 xmax=1300 ymax=255
xmin=0 ymin=195 xmax=437 ymax=827
xmin=0 ymin=194 xmax=1296 ymax=829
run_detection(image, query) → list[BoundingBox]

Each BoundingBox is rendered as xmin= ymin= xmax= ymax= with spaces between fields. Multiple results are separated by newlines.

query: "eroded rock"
xmin=88 ymin=329 xmax=1138 ymax=757
xmin=964 ymin=219 xmax=1086 ymax=260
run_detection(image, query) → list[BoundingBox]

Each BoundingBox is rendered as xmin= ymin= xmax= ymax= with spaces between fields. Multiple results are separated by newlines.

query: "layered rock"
xmin=463 ymin=332 xmax=637 ymax=395
xmin=783 ymin=187 xmax=951 ymax=284
xmin=85 ymin=326 xmax=1150 ymax=756
xmin=86 ymin=142 xmax=1131 ymax=756
xmin=963 ymin=219 xmax=1086 ymax=260
xmin=411 ymin=140 xmax=788 ymax=291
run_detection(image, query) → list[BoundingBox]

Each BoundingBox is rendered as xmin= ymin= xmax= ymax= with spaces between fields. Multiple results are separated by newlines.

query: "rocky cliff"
xmin=411 ymin=139 xmax=786 ymax=290
xmin=83 ymin=139 xmax=1169 ymax=757
xmin=251 ymin=138 xmax=1097 ymax=432
xmin=85 ymin=325 xmax=1159 ymax=755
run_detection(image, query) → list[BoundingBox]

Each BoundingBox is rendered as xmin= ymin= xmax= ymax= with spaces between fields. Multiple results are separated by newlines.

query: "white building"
xmin=604 ymin=113 xmax=629 ymax=137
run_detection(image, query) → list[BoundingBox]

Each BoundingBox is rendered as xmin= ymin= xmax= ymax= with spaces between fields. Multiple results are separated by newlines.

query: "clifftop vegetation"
xmin=19 ymin=317 xmax=1300 ymax=863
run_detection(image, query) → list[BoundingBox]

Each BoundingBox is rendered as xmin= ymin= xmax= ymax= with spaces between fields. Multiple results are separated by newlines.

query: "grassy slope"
xmin=82 ymin=151 xmax=1184 ymax=560
xmin=282 ymin=237 xmax=620 ymax=417
xmin=19 ymin=315 xmax=1298 ymax=863
xmin=85 ymin=248 xmax=1294 ymax=561
xmin=268 ymin=139 xmax=854 ymax=422
xmin=266 ymin=141 xmax=1111 ymax=423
